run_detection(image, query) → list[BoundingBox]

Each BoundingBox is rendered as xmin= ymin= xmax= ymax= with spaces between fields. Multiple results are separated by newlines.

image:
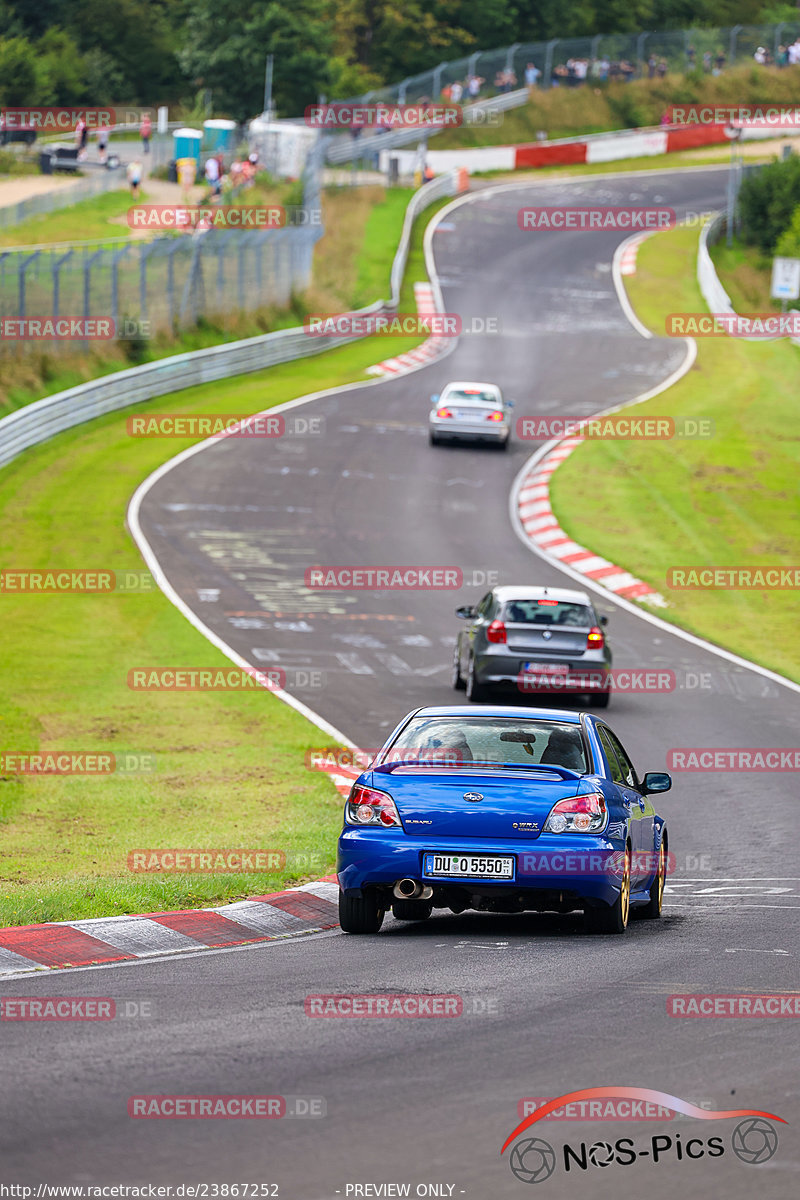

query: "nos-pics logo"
xmin=502 ymin=1088 xmax=783 ymax=1184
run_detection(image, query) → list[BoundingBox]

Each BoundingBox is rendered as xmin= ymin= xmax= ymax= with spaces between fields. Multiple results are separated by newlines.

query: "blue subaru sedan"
xmin=337 ymin=706 xmax=671 ymax=936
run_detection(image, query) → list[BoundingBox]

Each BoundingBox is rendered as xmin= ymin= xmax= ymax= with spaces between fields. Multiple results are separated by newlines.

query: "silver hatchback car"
xmin=429 ymin=381 xmax=512 ymax=448
xmin=452 ymin=585 xmax=612 ymax=706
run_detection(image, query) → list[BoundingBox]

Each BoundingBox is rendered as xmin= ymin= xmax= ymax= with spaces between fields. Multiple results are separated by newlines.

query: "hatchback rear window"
xmin=501 ymin=600 xmax=593 ymax=626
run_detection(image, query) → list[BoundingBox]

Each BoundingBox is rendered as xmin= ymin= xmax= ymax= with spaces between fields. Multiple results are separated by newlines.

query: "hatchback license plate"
xmin=423 ymin=853 xmax=514 ymax=879
xmin=523 ymin=662 xmax=569 ymax=674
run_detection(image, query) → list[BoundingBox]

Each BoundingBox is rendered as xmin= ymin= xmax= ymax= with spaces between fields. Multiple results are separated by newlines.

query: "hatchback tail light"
xmin=486 ymin=619 xmax=507 ymax=644
xmin=543 ymin=792 xmax=607 ymax=834
xmin=436 ymin=407 xmax=454 ymax=419
xmin=587 ymin=625 xmax=604 ymax=649
xmin=345 ymin=784 xmax=401 ymax=827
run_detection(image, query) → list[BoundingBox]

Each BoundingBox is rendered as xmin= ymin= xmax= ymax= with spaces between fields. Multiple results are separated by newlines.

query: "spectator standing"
xmin=686 ymin=44 xmax=696 ymax=70
xmin=713 ymin=50 xmax=726 ymax=75
xmin=647 ymin=54 xmax=658 ymax=79
xmin=96 ymin=124 xmax=110 ymax=164
xmin=703 ymin=50 xmax=712 ymax=72
xmin=126 ymin=158 xmax=142 ymax=199
xmin=524 ymin=62 xmax=541 ymax=96
xmin=788 ymin=38 xmax=800 ymax=66
xmin=450 ymin=80 xmax=463 ymax=104
xmin=656 ymin=57 xmax=668 ymax=79
xmin=75 ymin=116 xmax=89 ymax=160
xmin=204 ymin=154 xmax=221 ymax=197
xmin=467 ymin=74 xmax=484 ymax=99
xmin=140 ymin=113 xmax=152 ymax=154
xmin=754 ymin=46 xmax=767 ymax=65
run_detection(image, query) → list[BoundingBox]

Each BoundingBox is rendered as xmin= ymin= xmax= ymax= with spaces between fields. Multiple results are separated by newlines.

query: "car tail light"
xmin=543 ymin=792 xmax=607 ymax=834
xmin=345 ymin=784 xmax=401 ymax=827
xmin=486 ymin=619 xmax=507 ymax=644
xmin=587 ymin=625 xmax=604 ymax=649
xmin=436 ymin=407 xmax=454 ymax=419
xmin=485 ymin=410 xmax=504 ymax=421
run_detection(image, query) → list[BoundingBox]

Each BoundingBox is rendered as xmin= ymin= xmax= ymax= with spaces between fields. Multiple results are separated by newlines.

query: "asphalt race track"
xmin=2 ymin=168 xmax=798 ymax=1198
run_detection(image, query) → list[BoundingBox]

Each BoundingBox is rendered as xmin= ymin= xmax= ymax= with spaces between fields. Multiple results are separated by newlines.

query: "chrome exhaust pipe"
xmin=393 ymin=878 xmax=433 ymax=900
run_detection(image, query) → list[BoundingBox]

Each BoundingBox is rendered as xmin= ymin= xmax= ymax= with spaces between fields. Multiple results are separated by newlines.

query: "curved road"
xmin=2 ymin=168 xmax=798 ymax=1198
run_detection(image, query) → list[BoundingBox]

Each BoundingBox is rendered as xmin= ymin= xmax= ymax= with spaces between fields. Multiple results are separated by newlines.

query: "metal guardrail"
xmin=0 ymin=170 xmax=462 ymax=472
xmin=325 ymin=90 xmax=529 ymax=164
xmin=697 ymin=211 xmax=800 ymax=346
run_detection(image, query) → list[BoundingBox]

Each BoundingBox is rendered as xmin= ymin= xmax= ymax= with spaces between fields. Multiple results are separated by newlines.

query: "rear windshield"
xmin=383 ymin=717 xmax=587 ymax=773
xmin=502 ymin=599 xmax=593 ymax=627
xmin=445 ymin=389 xmax=500 ymax=405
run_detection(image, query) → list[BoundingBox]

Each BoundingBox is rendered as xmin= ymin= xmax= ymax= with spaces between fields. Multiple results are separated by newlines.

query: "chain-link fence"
xmin=346 ymin=21 xmax=800 ymax=103
xmin=0 ymin=138 xmax=324 ymax=354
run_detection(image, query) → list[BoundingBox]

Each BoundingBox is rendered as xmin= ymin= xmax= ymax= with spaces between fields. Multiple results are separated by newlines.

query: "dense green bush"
xmin=738 ymin=155 xmax=800 ymax=253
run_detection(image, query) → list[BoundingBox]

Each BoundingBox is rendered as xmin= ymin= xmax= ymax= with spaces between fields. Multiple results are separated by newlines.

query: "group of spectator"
xmin=442 ymin=35 xmax=800 ymax=98
xmin=775 ymin=37 xmax=800 ymax=66
xmin=202 ymin=152 xmax=259 ymax=199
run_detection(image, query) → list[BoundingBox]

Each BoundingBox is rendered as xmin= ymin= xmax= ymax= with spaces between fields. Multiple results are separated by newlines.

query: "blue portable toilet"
xmin=172 ymin=127 xmax=202 ymax=162
xmin=203 ymin=119 xmax=237 ymax=154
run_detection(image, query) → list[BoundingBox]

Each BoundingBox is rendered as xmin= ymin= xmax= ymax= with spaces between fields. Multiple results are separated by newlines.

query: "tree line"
xmin=0 ymin=1 xmax=797 ymax=121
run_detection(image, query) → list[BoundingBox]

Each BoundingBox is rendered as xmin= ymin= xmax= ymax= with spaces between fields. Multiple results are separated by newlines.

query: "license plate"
xmin=523 ymin=662 xmax=569 ymax=674
xmin=423 ymin=853 xmax=515 ymax=879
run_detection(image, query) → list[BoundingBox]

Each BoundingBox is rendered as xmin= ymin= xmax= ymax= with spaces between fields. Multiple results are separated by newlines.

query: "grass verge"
xmin=0 ymin=188 xmax=448 ymax=926
xmin=548 ymin=222 xmax=800 ymax=682
xmin=0 ymin=186 xmax=421 ymax=417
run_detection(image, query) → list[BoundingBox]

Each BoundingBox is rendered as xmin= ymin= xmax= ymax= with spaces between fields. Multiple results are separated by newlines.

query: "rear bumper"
xmin=337 ymin=829 xmax=627 ymax=908
xmin=430 ymin=420 xmax=508 ymax=442
xmin=476 ymin=653 xmax=611 ymax=692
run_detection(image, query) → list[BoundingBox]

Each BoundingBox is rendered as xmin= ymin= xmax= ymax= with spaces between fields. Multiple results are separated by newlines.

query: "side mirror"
xmin=455 ymin=605 xmax=476 ymax=619
xmin=505 ymin=399 xmax=515 ymax=408
xmin=599 ymin=615 xmax=608 ymax=626
xmin=642 ymin=771 xmax=671 ymax=794
xmin=430 ymin=394 xmax=440 ymax=406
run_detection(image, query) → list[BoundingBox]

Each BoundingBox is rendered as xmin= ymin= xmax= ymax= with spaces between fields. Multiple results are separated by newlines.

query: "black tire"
xmin=497 ymin=438 xmax=509 ymax=451
xmin=451 ymin=642 xmax=466 ymax=690
xmin=637 ymin=836 xmax=667 ymax=920
xmin=338 ymin=890 xmax=385 ymax=934
xmin=391 ymin=899 xmax=433 ymax=921
xmin=465 ymin=656 xmax=488 ymax=702
xmin=593 ymin=690 xmax=611 ymax=709
xmin=584 ymin=844 xmax=630 ymax=935
xmin=429 ymin=432 xmax=440 ymax=446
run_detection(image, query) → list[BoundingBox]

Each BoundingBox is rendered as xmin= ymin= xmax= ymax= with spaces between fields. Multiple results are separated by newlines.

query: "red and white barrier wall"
xmin=379 ymin=122 xmax=758 ymax=176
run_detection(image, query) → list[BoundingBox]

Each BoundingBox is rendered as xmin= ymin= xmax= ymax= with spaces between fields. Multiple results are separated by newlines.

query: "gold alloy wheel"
xmin=620 ymin=847 xmax=631 ymax=927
